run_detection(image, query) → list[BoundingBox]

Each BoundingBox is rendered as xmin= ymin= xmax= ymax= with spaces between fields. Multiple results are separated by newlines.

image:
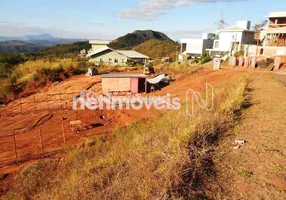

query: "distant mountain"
xmin=25 ymin=33 xmax=54 ymax=40
xmin=0 ymin=40 xmax=48 ymax=54
xmin=108 ymin=30 xmax=172 ymax=50
xmin=0 ymin=30 xmax=177 ymax=58
xmin=0 ymin=33 xmax=54 ymax=42
xmin=0 ymin=34 xmax=86 ymax=54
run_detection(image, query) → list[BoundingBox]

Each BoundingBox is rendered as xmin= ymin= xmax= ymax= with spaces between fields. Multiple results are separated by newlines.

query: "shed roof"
xmin=117 ymin=50 xmax=149 ymax=59
xmin=101 ymin=74 xmax=147 ymax=78
xmin=89 ymin=40 xmax=110 ymax=45
xmin=87 ymin=46 xmax=112 ymax=57
xmin=87 ymin=48 xmax=149 ymax=59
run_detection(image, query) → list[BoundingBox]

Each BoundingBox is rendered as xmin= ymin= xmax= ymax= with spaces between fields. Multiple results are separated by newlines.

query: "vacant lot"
xmin=1 ymin=66 xmax=285 ymax=199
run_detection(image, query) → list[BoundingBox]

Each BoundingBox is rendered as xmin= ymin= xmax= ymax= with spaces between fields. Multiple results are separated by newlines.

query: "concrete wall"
xmin=243 ymin=45 xmax=286 ymax=57
xmin=181 ymin=39 xmax=203 ymax=55
xmin=181 ymin=39 xmax=213 ymax=56
xmin=213 ymin=31 xmax=254 ymax=52
xmin=102 ymin=78 xmax=131 ymax=93
xmin=214 ymin=32 xmax=243 ymax=51
xmin=241 ymin=32 xmax=255 ymax=45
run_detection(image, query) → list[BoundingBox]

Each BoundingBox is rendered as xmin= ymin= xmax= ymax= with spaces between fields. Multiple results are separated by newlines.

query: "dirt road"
xmin=213 ymin=73 xmax=286 ymax=199
xmin=272 ymin=73 xmax=286 ymax=87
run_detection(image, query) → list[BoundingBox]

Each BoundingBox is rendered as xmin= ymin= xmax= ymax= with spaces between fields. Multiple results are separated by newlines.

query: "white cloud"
xmin=118 ymin=0 xmax=248 ymax=20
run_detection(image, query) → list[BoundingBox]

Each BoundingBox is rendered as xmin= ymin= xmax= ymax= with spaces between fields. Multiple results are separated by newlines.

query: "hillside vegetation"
xmin=0 ymin=34 xmax=86 ymax=54
xmin=133 ymin=39 xmax=179 ymax=59
xmin=0 ymin=41 xmax=47 ymax=54
xmin=109 ymin=30 xmax=171 ymax=50
xmin=39 ymin=41 xmax=90 ymax=57
xmin=0 ymin=56 xmax=92 ymax=99
xmin=4 ymin=74 xmax=248 ymax=199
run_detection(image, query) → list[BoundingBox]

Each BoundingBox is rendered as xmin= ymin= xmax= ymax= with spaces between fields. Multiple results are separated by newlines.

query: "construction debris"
xmin=70 ymin=120 xmax=83 ymax=133
xmin=234 ymin=140 xmax=246 ymax=145
xmin=232 ymin=140 xmax=246 ymax=149
xmin=86 ymin=67 xmax=98 ymax=76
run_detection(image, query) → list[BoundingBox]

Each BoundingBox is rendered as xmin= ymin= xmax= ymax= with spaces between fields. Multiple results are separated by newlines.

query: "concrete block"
xmin=244 ymin=57 xmax=249 ymax=68
xmin=274 ymin=57 xmax=281 ymax=71
xmin=239 ymin=57 xmax=244 ymax=67
xmin=213 ymin=58 xmax=221 ymax=70
xmin=229 ymin=56 xmax=236 ymax=68
xmin=251 ymin=57 xmax=256 ymax=68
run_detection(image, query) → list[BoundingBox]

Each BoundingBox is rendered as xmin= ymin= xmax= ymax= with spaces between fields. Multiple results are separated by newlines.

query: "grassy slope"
xmin=4 ymin=73 xmax=248 ymax=199
xmin=133 ymin=39 xmax=180 ymax=59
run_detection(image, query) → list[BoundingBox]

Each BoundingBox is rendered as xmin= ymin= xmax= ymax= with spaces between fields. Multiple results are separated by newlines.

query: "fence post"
xmin=39 ymin=128 xmax=44 ymax=159
xmin=13 ymin=131 xmax=19 ymax=165
xmin=20 ymin=98 xmax=23 ymax=115
xmin=59 ymin=93 xmax=62 ymax=110
xmin=33 ymin=94 xmax=36 ymax=113
xmin=62 ymin=123 xmax=66 ymax=145
xmin=46 ymin=94 xmax=50 ymax=112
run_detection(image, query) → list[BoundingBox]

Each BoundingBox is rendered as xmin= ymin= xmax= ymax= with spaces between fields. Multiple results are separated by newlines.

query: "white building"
xmin=179 ymin=33 xmax=214 ymax=59
xmin=87 ymin=40 xmax=149 ymax=66
xmin=209 ymin=21 xmax=255 ymax=55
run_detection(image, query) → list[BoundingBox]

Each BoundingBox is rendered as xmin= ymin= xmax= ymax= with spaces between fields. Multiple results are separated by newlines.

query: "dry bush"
xmin=157 ymin=62 xmax=202 ymax=80
xmin=4 ymin=76 xmax=248 ymax=199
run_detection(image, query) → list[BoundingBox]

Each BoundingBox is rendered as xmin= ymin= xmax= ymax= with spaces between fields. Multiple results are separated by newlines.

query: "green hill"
xmin=133 ymin=39 xmax=180 ymax=59
xmin=108 ymin=30 xmax=171 ymax=50
xmin=39 ymin=41 xmax=89 ymax=57
xmin=0 ymin=40 xmax=47 ymax=54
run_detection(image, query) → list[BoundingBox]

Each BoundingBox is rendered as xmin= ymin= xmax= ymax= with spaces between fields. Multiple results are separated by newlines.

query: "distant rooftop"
xmin=117 ymin=50 xmax=149 ymax=59
xmin=101 ymin=74 xmax=147 ymax=78
xmin=89 ymin=40 xmax=110 ymax=45
xmin=267 ymin=11 xmax=286 ymax=18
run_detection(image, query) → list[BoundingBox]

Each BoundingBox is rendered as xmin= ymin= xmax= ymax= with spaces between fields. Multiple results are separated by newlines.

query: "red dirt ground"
xmin=0 ymin=66 xmax=245 ymax=195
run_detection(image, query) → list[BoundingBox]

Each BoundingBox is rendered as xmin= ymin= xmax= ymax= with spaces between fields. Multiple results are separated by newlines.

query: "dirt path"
xmin=213 ymin=73 xmax=286 ymax=199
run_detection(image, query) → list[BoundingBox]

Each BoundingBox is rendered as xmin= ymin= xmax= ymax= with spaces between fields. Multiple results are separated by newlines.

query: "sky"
xmin=0 ymin=0 xmax=285 ymax=41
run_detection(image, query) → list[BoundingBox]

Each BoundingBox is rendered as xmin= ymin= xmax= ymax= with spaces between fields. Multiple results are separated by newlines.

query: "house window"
xmin=260 ymin=48 xmax=264 ymax=55
xmin=114 ymin=58 xmax=118 ymax=63
xmin=214 ymin=41 xmax=219 ymax=49
xmin=109 ymin=58 xmax=112 ymax=62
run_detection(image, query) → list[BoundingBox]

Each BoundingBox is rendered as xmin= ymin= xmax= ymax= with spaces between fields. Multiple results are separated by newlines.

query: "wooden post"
xmin=59 ymin=93 xmax=62 ymax=110
xmin=20 ymin=98 xmax=23 ymax=115
xmin=46 ymin=94 xmax=50 ymax=112
xmin=13 ymin=131 xmax=19 ymax=165
xmin=39 ymin=128 xmax=44 ymax=159
xmin=62 ymin=123 xmax=66 ymax=145
xmin=33 ymin=94 xmax=36 ymax=113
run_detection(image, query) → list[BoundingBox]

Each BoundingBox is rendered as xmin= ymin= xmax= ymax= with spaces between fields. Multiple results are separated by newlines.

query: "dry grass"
xmin=157 ymin=62 xmax=203 ymax=80
xmin=3 ymin=76 xmax=248 ymax=199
